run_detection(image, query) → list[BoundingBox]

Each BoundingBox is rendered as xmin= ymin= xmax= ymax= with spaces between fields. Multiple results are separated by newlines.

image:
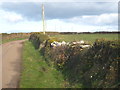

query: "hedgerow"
xmin=29 ymin=33 xmax=120 ymax=88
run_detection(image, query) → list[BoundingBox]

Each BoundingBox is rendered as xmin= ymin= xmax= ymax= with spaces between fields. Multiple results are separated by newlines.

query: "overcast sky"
xmin=0 ymin=1 xmax=118 ymax=33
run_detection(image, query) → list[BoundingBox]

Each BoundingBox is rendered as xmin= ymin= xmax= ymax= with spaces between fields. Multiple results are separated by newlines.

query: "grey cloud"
xmin=1 ymin=2 xmax=118 ymax=21
xmin=1 ymin=2 xmax=41 ymax=21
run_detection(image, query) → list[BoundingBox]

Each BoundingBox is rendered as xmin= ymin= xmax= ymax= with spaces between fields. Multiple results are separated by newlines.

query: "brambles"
xmin=29 ymin=33 xmax=120 ymax=88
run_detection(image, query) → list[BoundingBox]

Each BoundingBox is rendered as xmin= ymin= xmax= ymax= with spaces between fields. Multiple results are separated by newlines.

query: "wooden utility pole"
xmin=42 ymin=4 xmax=45 ymax=34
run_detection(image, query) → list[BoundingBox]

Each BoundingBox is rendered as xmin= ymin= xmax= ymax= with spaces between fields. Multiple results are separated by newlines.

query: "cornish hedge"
xmin=29 ymin=33 xmax=120 ymax=88
xmin=29 ymin=32 xmax=49 ymax=49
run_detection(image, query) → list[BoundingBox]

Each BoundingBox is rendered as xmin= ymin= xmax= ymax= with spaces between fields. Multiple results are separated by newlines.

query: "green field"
xmin=51 ymin=34 xmax=119 ymax=43
xmin=1 ymin=33 xmax=30 ymax=44
xmin=2 ymin=38 xmax=28 ymax=44
xmin=2 ymin=33 xmax=119 ymax=44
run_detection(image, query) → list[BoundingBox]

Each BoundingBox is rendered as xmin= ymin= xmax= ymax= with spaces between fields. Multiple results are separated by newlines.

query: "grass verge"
xmin=20 ymin=41 xmax=67 ymax=88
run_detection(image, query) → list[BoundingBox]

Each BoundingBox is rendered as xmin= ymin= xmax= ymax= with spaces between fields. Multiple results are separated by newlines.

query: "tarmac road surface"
xmin=1 ymin=39 xmax=27 ymax=88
